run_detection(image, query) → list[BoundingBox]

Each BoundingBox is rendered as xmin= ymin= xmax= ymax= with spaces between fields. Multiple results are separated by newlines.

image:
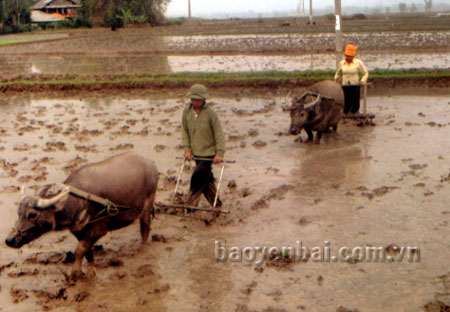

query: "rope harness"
xmin=63 ymin=184 xmax=144 ymax=231
xmin=61 ymin=184 xmax=218 ymax=230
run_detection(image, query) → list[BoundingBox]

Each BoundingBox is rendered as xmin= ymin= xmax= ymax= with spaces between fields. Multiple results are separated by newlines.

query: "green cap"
xmin=186 ymin=84 xmax=209 ymax=100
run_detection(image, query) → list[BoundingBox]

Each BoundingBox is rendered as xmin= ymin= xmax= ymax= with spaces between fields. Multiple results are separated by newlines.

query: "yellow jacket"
xmin=334 ymin=58 xmax=369 ymax=86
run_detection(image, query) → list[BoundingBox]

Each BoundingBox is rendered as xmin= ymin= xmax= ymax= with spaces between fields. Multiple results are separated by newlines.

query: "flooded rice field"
xmin=0 ymin=91 xmax=448 ymax=311
xmin=162 ymin=31 xmax=450 ymax=53
xmin=0 ymin=30 xmax=449 ymax=78
xmin=0 ymin=52 xmax=448 ymax=78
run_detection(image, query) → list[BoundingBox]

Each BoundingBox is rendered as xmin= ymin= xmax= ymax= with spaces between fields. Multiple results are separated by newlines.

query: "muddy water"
xmin=163 ymin=31 xmax=450 ymax=53
xmin=0 ymin=52 xmax=448 ymax=78
xmin=0 ymin=93 xmax=449 ymax=311
xmin=167 ymin=52 xmax=450 ymax=72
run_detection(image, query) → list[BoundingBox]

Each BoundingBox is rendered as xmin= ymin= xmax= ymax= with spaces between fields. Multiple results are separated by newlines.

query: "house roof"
xmin=32 ymin=0 xmax=81 ymax=10
xmin=31 ymin=10 xmax=66 ymax=23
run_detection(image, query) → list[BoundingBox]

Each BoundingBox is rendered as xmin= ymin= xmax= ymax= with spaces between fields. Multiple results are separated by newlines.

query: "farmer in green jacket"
xmin=181 ymin=84 xmax=226 ymax=207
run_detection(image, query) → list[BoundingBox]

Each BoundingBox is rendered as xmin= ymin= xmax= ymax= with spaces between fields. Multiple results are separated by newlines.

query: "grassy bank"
xmin=0 ymin=69 xmax=449 ymax=93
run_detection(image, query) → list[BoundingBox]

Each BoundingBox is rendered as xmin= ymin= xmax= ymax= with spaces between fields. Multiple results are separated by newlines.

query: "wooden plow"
xmin=343 ymin=83 xmax=376 ymax=126
xmin=154 ymin=157 xmax=235 ymax=224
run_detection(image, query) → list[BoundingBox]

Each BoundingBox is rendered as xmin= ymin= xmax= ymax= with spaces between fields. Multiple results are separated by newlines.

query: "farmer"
xmin=181 ymin=84 xmax=226 ymax=207
xmin=334 ymin=44 xmax=369 ymax=115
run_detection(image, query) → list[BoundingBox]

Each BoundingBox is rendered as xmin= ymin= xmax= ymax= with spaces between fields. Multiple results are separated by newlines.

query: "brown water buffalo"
xmin=6 ymin=152 xmax=158 ymax=278
xmin=288 ymin=80 xmax=344 ymax=144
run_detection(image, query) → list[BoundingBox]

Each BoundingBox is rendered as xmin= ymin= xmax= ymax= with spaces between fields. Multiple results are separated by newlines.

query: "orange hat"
xmin=344 ymin=44 xmax=357 ymax=57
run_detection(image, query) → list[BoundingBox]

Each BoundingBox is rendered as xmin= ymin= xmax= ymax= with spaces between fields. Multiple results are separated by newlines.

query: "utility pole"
xmin=188 ymin=0 xmax=191 ymax=19
xmin=424 ymin=0 xmax=432 ymax=13
xmin=309 ymin=0 xmax=313 ymax=24
xmin=335 ymin=0 xmax=343 ymax=67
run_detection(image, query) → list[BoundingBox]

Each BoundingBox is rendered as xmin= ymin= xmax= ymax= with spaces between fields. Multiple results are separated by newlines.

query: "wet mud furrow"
xmin=0 ymin=93 xmax=448 ymax=311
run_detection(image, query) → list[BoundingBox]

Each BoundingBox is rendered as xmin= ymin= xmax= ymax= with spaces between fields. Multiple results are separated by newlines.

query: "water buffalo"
xmin=6 ymin=152 xmax=158 ymax=278
xmin=288 ymin=80 xmax=344 ymax=144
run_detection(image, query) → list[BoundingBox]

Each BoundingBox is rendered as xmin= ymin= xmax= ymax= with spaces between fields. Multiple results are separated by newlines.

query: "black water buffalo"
xmin=288 ymin=80 xmax=344 ymax=144
xmin=6 ymin=152 xmax=158 ymax=278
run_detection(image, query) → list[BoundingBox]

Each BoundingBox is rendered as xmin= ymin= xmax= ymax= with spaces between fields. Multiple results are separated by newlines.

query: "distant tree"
xmin=2 ymin=0 xmax=31 ymax=26
xmin=385 ymin=7 xmax=391 ymax=15
xmin=80 ymin=0 xmax=169 ymax=27
xmin=398 ymin=3 xmax=407 ymax=13
xmin=410 ymin=4 xmax=417 ymax=13
xmin=424 ymin=0 xmax=432 ymax=13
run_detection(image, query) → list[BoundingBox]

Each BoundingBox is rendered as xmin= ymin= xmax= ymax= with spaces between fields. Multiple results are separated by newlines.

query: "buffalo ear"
xmin=54 ymin=195 xmax=69 ymax=212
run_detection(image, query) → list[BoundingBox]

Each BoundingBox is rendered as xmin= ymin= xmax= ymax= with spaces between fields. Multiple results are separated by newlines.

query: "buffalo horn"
xmin=303 ymin=94 xmax=321 ymax=109
xmin=36 ymin=186 xmax=70 ymax=209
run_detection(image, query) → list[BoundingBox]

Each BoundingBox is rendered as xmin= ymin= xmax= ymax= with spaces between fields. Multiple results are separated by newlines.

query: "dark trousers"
xmin=188 ymin=156 xmax=222 ymax=207
xmin=342 ymin=85 xmax=361 ymax=114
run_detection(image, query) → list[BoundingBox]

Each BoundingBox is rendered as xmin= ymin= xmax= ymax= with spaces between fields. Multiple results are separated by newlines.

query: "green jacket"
xmin=181 ymin=103 xmax=226 ymax=157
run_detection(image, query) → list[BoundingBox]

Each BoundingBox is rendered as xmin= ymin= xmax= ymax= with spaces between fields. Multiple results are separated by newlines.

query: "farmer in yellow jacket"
xmin=181 ymin=84 xmax=226 ymax=207
xmin=334 ymin=44 xmax=369 ymax=115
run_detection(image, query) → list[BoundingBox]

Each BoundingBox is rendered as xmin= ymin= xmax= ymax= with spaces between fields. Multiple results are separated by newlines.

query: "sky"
xmin=165 ymin=0 xmax=443 ymax=17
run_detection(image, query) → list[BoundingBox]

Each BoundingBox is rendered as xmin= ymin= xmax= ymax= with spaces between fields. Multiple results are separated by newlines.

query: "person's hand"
xmin=213 ymin=155 xmax=223 ymax=164
xmin=359 ymin=81 xmax=366 ymax=86
xmin=334 ymin=77 xmax=340 ymax=83
xmin=184 ymin=151 xmax=193 ymax=161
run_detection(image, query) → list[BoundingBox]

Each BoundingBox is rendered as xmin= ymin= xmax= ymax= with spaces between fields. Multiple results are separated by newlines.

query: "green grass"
xmin=0 ymin=40 xmax=23 ymax=45
xmin=1 ymin=69 xmax=449 ymax=88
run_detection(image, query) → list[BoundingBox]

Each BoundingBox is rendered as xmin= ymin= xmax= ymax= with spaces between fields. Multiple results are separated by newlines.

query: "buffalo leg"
xmin=85 ymin=248 xmax=96 ymax=279
xmin=305 ymin=129 xmax=314 ymax=143
xmin=315 ymin=130 xmax=323 ymax=144
xmin=72 ymin=240 xmax=94 ymax=278
xmin=140 ymin=193 xmax=155 ymax=244
xmin=332 ymin=125 xmax=338 ymax=131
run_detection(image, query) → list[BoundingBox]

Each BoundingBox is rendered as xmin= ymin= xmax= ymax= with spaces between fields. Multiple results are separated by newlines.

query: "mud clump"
xmin=440 ymin=173 xmax=450 ymax=183
xmin=8 ymin=268 xmax=40 ymax=278
xmin=228 ymin=134 xmax=247 ymax=141
xmin=227 ymin=179 xmax=237 ymax=188
xmin=251 ymin=184 xmax=294 ymax=210
xmin=10 ymin=288 xmax=29 ymax=303
xmin=147 ymin=284 xmax=170 ymax=295
xmin=409 ymin=163 xmax=428 ymax=170
xmin=266 ymin=251 xmax=296 ymax=270
xmin=109 ymin=143 xmax=134 ymax=151
xmin=336 ymin=307 xmax=360 ymax=312
xmin=372 ymin=186 xmax=399 ymax=197
xmin=63 ymin=156 xmax=88 ymax=174
xmin=25 ymin=251 xmax=75 ymax=265
xmin=251 ymin=199 xmax=268 ymax=210
xmin=75 ymin=144 xmax=98 ymax=153
xmin=75 ymin=291 xmax=89 ymax=302
xmin=423 ymin=300 xmax=450 ymax=312
xmin=135 ymin=264 xmax=154 ymax=278
xmin=248 ymin=129 xmax=259 ymax=137
xmin=107 ymin=258 xmax=124 ymax=267
xmin=154 ymin=144 xmax=166 ymax=152
xmin=298 ymin=217 xmax=311 ymax=226
xmin=252 ymin=140 xmax=267 ymax=148
xmin=44 ymin=141 xmax=67 ymax=152
xmin=385 ymin=244 xmax=401 ymax=256
xmin=152 ymin=234 xmax=167 ymax=243
xmin=32 ymin=287 xmax=67 ymax=302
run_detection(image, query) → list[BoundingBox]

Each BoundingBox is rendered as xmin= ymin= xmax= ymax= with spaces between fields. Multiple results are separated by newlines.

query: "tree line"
xmin=0 ymin=0 xmax=170 ymax=33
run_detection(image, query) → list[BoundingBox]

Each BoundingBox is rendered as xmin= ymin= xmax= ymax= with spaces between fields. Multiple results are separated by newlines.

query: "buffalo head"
xmin=288 ymin=92 xmax=321 ymax=134
xmin=6 ymin=184 xmax=70 ymax=248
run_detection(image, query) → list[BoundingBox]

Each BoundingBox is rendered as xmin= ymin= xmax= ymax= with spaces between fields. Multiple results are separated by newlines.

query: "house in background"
xmin=31 ymin=0 xmax=81 ymax=24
